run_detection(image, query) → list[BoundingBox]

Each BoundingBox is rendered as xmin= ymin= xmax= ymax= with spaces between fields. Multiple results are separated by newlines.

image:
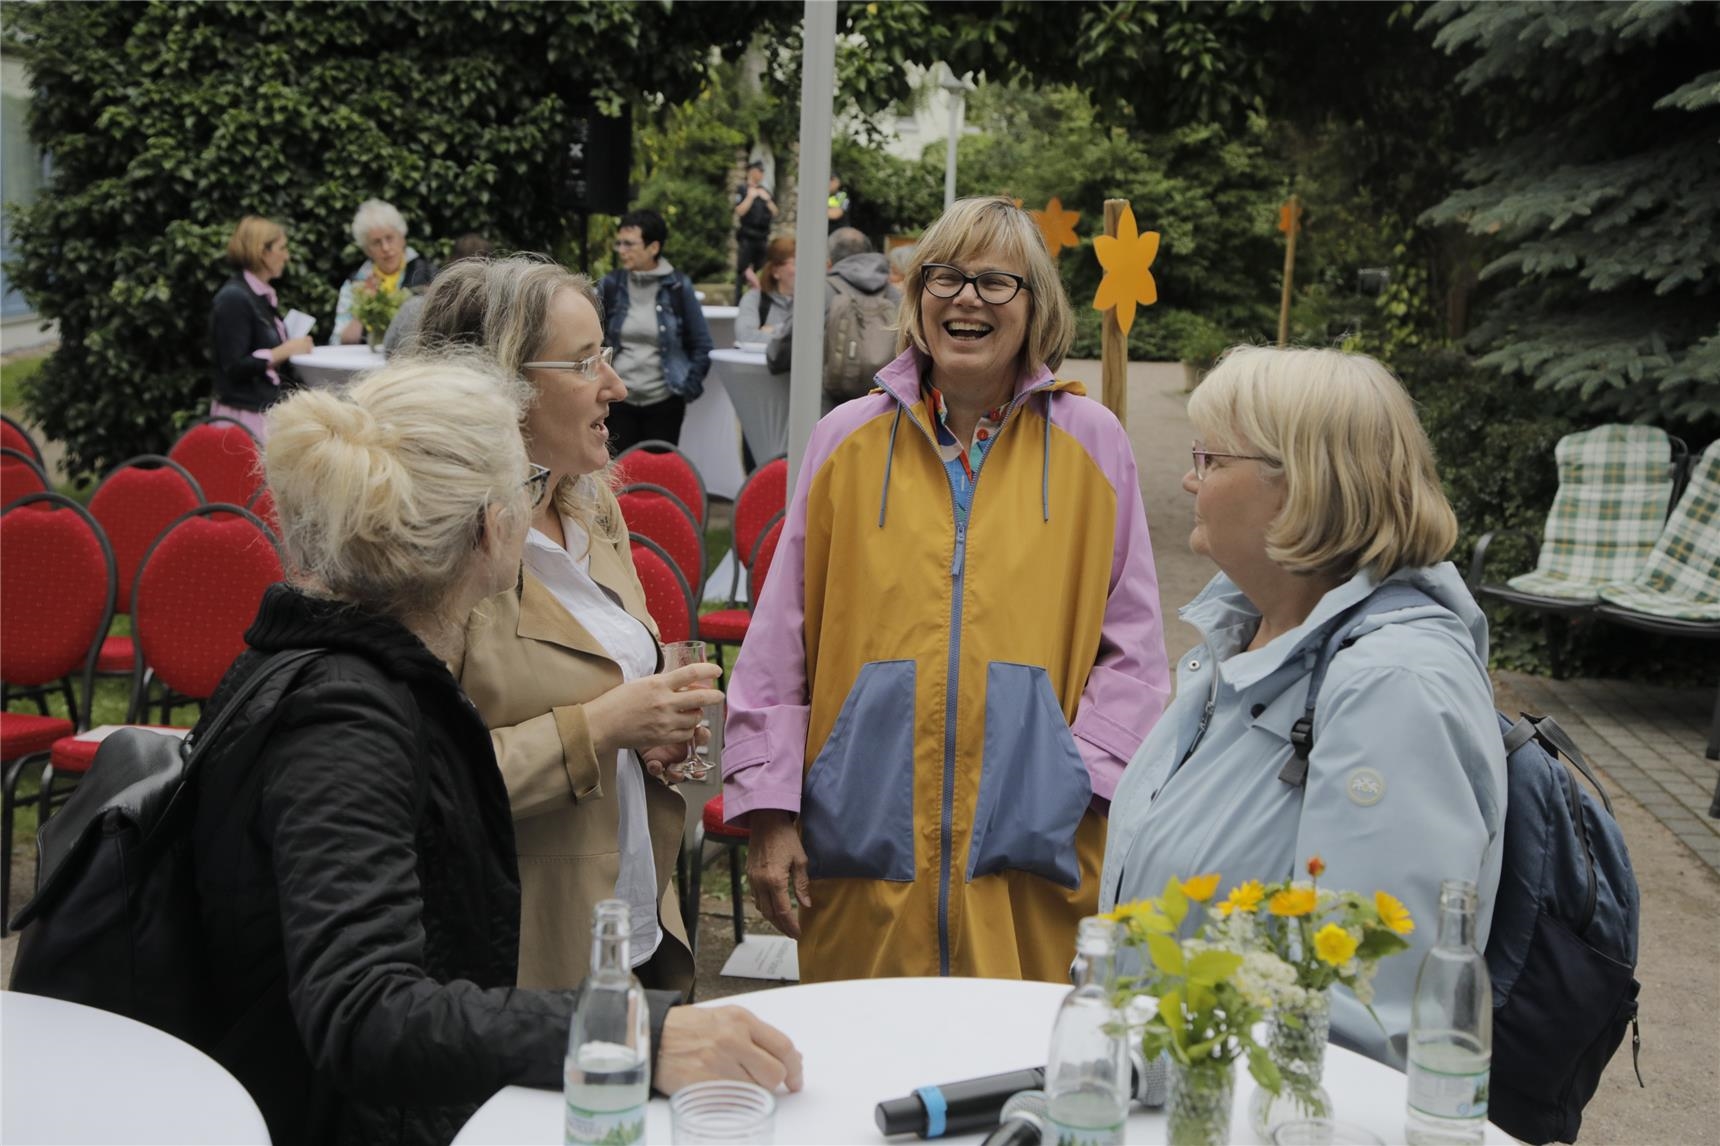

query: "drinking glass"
xmin=1273 ymin=1120 xmax=1386 ymax=1146
xmin=661 ymin=640 xmax=712 ymax=782
xmin=669 ymin=1079 xmax=776 ymax=1144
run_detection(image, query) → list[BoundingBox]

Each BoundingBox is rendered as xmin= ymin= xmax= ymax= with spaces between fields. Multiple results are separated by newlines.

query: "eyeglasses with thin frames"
xmin=920 ymin=263 xmax=1030 ymax=305
xmin=1191 ymin=443 xmax=1273 ymax=480
xmin=522 ymin=346 xmax=615 ymax=381
xmin=525 ymin=462 xmax=552 ymax=508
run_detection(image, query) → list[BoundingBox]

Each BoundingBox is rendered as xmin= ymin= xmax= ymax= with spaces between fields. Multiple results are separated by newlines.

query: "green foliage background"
xmin=2 ymin=0 xmax=782 ymax=479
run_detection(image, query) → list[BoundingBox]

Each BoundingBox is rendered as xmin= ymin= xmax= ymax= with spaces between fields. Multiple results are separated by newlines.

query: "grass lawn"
xmin=1 ymin=354 xmax=46 ymax=416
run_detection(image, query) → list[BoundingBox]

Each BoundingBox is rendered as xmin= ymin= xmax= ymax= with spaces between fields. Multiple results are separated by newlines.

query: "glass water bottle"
xmin=1045 ymin=916 xmax=1130 ymax=1145
xmin=565 ymin=899 xmax=651 ymax=1145
xmin=1405 ymin=880 xmax=1492 ymax=1145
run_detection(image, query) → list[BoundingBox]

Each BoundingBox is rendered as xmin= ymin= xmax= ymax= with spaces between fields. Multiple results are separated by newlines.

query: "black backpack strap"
xmin=757 ymin=290 xmax=772 ymax=326
xmin=1281 ymin=583 xmax=1440 ymax=788
xmin=1526 ymin=713 xmax=1615 ymax=817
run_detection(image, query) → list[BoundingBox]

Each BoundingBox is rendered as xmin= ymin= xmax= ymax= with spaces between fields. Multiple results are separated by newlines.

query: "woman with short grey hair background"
xmin=332 ymin=197 xmax=437 ymax=344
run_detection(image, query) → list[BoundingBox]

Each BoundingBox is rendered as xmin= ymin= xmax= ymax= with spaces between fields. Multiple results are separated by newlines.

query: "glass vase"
xmin=1166 ymin=1055 xmax=1235 ymax=1146
xmin=1248 ymin=988 xmax=1334 ymax=1139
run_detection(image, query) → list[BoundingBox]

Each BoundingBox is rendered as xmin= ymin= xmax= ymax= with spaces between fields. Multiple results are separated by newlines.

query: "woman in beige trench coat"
xmin=415 ymin=255 xmax=723 ymax=993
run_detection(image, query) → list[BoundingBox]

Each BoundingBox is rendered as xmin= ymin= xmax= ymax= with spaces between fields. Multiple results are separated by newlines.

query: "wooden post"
xmin=1277 ymin=195 xmax=1301 ymax=347
xmin=1101 ymin=198 xmax=1129 ymax=424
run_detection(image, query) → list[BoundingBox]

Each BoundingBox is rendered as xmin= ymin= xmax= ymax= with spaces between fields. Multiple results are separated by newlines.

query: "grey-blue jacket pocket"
xmin=801 ymin=660 xmax=916 ymax=881
xmin=967 ymin=662 xmax=1092 ymax=888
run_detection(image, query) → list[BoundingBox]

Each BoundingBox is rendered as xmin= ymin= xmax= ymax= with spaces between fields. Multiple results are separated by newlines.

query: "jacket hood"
xmin=245 ymin=583 xmax=452 ymax=684
xmin=831 ymin=252 xmax=891 ymax=294
xmin=1180 ymin=561 xmax=1490 ymax=691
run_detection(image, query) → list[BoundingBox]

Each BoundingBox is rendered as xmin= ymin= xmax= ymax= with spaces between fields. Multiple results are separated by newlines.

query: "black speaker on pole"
xmin=562 ymin=105 xmax=632 ymax=218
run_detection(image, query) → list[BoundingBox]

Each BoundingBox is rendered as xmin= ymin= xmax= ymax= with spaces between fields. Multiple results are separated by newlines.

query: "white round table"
xmin=709 ymin=347 xmax=789 ymax=464
xmin=453 ymin=978 xmax=1514 ymax=1145
xmin=702 ymin=305 xmax=739 ymax=353
xmin=2 ymin=991 xmax=271 ymax=1144
xmin=289 ymin=344 xmax=386 ymax=389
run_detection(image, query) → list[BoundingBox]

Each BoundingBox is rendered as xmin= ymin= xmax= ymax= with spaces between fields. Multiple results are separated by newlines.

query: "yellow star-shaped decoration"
xmin=1030 ymin=196 xmax=1081 ymax=259
xmin=1092 ymin=205 xmax=1159 ymax=336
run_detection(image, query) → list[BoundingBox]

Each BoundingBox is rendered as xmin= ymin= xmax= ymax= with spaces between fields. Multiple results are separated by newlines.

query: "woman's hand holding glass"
xmin=584 ymin=660 xmax=723 ymax=782
xmin=659 ymin=641 xmax=720 ymax=782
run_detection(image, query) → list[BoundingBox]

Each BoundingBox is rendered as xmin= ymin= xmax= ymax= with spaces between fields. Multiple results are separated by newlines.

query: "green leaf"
xmin=1147 ymin=934 xmax=1186 ymax=976
xmin=1186 ymin=950 xmax=1243 ymax=987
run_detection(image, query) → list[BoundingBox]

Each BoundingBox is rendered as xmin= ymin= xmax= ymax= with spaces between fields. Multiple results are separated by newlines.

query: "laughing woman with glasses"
xmin=412 ymin=255 xmax=725 ymax=1001
xmin=1099 ymin=345 xmax=1507 ymax=1069
xmin=724 ymin=196 xmax=1172 ymax=984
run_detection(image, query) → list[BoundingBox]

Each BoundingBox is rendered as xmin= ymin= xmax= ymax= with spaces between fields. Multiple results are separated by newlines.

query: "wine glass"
xmin=661 ymin=640 xmax=713 ymax=782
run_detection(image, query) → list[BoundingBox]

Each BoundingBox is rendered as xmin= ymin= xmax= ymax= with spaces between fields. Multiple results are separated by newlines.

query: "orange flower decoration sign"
xmin=1092 ymin=204 xmax=1159 ymax=336
xmin=1030 ymin=196 xmax=1081 ymax=259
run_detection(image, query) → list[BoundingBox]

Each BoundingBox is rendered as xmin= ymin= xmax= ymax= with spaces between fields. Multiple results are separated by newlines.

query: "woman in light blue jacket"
xmin=1101 ymin=345 xmax=1506 ymax=1069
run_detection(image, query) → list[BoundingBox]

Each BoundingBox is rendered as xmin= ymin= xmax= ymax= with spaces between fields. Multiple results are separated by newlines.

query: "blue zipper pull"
xmin=951 ymin=522 xmax=967 ymax=578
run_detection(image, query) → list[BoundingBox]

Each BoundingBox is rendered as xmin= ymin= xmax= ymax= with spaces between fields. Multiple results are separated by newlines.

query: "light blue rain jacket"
xmin=1099 ymin=562 xmax=1507 ymax=1068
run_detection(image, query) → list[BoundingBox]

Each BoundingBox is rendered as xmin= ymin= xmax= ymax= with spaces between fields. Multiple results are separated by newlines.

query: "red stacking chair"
xmin=628 ymin=534 xmax=697 ymax=646
xmin=86 ymin=455 xmax=205 ymax=675
xmin=615 ymin=440 xmax=708 ymax=527
xmin=700 ymin=458 xmax=788 ymax=669
xmin=1 ymin=493 xmax=116 ymax=929
xmin=248 ymin=485 xmax=281 ymax=538
xmin=168 ymin=416 xmax=264 ymax=507
xmin=618 ymin=483 xmax=705 ymax=600
xmin=700 ymin=507 xmax=787 ymax=675
xmin=747 ymin=513 xmax=786 ymax=606
xmin=1 ymin=447 xmax=49 ymax=508
xmin=1 ymin=413 xmax=45 ymax=470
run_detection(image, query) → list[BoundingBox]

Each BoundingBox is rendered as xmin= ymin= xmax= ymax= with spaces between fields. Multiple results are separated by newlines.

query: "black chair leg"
xmin=2 ymin=754 xmax=39 ymax=934
xmin=729 ymin=843 xmax=746 ymax=946
xmin=1544 ymin=615 xmax=1571 ymax=679
xmin=1707 ymin=679 xmax=1719 ymax=766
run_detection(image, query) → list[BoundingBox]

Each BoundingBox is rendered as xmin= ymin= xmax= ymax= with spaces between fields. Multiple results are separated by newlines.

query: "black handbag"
xmin=7 ymin=649 xmax=321 ymax=1043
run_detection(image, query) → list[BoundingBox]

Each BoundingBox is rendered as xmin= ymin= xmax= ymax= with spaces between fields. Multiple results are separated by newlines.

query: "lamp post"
xmin=939 ymin=64 xmax=976 ymax=210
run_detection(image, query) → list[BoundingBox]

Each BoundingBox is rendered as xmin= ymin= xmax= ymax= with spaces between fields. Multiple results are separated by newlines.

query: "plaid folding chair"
xmin=1593 ymin=440 xmax=1720 ymax=766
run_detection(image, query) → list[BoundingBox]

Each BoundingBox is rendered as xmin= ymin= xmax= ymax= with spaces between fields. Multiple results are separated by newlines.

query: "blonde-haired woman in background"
xmin=725 ymin=196 xmax=1171 ymax=983
xmin=208 ymin=215 xmax=315 ymax=438
xmin=413 ymin=254 xmax=722 ymax=997
xmin=189 ymin=357 xmax=800 ymax=1146
xmin=1099 ymin=345 xmax=1506 ymax=1068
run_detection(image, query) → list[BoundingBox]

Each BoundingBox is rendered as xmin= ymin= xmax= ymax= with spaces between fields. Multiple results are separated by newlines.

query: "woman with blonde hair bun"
xmin=1100 ymin=344 xmax=1507 ymax=1069
xmin=186 ymin=356 xmax=799 ymax=1146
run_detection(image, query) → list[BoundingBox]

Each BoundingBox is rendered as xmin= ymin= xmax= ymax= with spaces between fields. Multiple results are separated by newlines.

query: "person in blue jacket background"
xmin=1100 ymin=345 xmax=1506 ymax=1068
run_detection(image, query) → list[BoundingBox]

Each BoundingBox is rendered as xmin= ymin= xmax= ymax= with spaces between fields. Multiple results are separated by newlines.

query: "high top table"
xmin=454 ymin=977 xmax=1514 ymax=1145
xmin=708 ymin=347 xmax=789 ymax=465
xmin=288 ymin=343 xmax=386 ymax=389
xmin=2 ymin=991 xmax=271 ymax=1144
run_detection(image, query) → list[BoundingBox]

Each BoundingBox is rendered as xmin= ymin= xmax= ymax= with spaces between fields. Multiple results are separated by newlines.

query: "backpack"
xmin=1288 ymin=584 xmax=1641 ymax=1145
xmin=7 ymin=649 xmax=322 ymax=1043
xmin=822 ymin=275 xmax=897 ymax=402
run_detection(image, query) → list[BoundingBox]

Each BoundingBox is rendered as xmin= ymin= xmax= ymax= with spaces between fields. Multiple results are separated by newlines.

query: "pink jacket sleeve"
xmin=1059 ymin=396 xmax=1173 ymax=802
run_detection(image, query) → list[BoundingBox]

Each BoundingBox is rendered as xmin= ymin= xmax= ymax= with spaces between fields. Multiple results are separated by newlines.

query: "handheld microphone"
xmin=979 ymin=1090 xmax=1050 ymax=1146
xmin=874 ymin=1054 xmax=1166 ymax=1138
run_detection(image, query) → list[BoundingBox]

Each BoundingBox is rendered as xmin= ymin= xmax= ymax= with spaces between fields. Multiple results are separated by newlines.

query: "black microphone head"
xmin=876 ymin=1094 xmax=925 ymax=1137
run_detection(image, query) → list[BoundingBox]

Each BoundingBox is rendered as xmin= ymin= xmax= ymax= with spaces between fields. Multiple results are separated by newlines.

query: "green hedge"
xmin=3 ymin=0 xmax=780 ymax=480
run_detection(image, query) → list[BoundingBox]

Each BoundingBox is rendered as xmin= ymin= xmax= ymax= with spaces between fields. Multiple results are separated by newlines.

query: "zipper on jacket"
xmin=895 ymin=386 xmax=1038 ymax=976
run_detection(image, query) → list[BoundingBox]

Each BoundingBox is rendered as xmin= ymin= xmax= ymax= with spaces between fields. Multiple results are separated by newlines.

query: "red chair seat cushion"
xmin=96 ymin=634 xmax=136 ymax=673
xmin=1 ymin=712 xmax=75 ymax=760
xmin=49 ymin=726 xmax=187 ymax=774
xmin=698 ymin=610 xmax=751 ymax=642
xmin=702 ymin=793 xmax=750 ymax=840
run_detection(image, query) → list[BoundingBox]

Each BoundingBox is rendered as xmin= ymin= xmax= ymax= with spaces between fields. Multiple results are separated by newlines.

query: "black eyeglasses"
xmin=525 ymin=463 xmax=552 ymax=508
xmin=1191 ymin=444 xmax=1274 ymax=480
xmin=921 ymin=263 xmax=1030 ymax=305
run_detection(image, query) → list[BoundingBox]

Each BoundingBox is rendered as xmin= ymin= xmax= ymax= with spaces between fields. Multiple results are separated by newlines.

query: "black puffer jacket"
xmin=191 ymin=585 xmax=644 ymax=1146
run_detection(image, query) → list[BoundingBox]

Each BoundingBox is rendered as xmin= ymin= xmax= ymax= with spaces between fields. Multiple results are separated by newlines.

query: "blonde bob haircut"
xmin=262 ymin=352 xmax=531 ymax=620
xmin=896 ymin=196 xmax=1074 ymax=373
xmin=1189 ymin=345 xmax=1458 ymax=581
xmin=409 ymin=254 xmax=619 ymax=541
xmin=226 ymin=215 xmax=286 ymax=275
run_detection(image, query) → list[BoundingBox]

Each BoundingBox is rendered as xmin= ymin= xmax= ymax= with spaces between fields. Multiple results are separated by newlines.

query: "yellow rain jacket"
xmin=723 ymin=349 xmax=1171 ymax=981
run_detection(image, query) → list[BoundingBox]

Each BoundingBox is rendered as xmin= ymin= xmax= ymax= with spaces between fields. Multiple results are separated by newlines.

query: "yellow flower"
xmin=1216 ymin=880 xmax=1265 ymax=917
xmin=1179 ymin=873 xmax=1222 ymax=903
xmin=1268 ymin=886 xmax=1318 ymax=917
xmin=1375 ymin=891 xmax=1415 ymax=936
xmin=1306 ymin=855 xmax=1326 ymax=879
xmin=1103 ymin=900 xmax=1155 ymax=925
xmin=1314 ymin=923 xmax=1359 ymax=967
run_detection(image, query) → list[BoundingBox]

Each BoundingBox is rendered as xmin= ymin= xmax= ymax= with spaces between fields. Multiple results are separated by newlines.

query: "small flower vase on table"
xmin=1247 ymin=988 xmax=1333 ymax=1138
xmin=1167 ymin=1055 xmax=1237 ymax=1146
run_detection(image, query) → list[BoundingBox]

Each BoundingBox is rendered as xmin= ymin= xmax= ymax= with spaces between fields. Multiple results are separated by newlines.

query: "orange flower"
xmin=1307 ymin=855 xmax=1326 ymax=879
xmin=1030 ymin=196 xmax=1082 ymax=259
xmin=1091 ymin=204 xmax=1159 ymax=336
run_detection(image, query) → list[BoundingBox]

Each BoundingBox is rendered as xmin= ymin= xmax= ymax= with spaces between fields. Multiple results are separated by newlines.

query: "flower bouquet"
xmin=1105 ymin=874 xmax=1290 ymax=1146
xmin=350 ymin=279 xmax=410 ymax=349
xmin=1218 ymin=856 xmax=1417 ymax=1137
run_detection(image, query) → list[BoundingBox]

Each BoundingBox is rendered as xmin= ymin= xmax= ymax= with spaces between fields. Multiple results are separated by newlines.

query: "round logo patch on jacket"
xmin=1345 ymin=768 xmax=1386 ymax=806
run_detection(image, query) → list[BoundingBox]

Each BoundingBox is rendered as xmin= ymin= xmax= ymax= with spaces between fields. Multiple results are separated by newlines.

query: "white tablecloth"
xmin=702 ymin=305 xmax=739 ymax=352
xmin=710 ymin=347 xmax=789 ymax=463
xmin=453 ymin=977 xmax=1513 ymax=1145
xmin=2 ymin=991 xmax=271 ymax=1144
xmin=679 ymin=367 xmax=746 ymax=500
xmin=289 ymin=344 xmax=386 ymax=389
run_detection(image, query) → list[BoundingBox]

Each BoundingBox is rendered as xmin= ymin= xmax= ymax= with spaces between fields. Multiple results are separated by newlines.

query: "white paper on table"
xmin=284 ymin=309 xmax=316 ymax=341
xmin=74 ymin=724 xmax=190 ymax=742
xmin=719 ymin=935 xmax=800 ymax=981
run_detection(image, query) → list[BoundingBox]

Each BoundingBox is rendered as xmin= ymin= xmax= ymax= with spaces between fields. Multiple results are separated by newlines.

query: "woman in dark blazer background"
xmin=209 ymin=215 xmax=314 ymax=440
